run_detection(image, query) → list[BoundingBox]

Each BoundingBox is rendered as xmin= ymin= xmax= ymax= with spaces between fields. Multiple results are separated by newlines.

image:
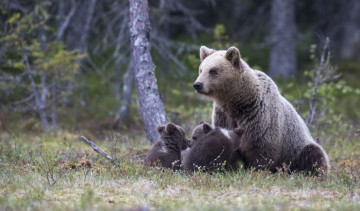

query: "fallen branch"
xmin=80 ymin=136 xmax=114 ymax=161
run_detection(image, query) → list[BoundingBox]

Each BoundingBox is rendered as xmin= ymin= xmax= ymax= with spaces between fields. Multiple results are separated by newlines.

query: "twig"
xmin=306 ymin=37 xmax=330 ymax=126
xmin=56 ymin=0 xmax=78 ymax=41
xmin=80 ymin=136 xmax=114 ymax=161
xmin=207 ymin=146 xmax=225 ymax=168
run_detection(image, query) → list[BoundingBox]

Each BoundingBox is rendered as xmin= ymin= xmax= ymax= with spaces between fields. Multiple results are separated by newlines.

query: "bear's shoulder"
xmin=252 ymin=69 xmax=280 ymax=96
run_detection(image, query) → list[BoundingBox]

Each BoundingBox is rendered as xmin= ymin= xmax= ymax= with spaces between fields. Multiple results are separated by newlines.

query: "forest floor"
xmin=1 ymin=128 xmax=360 ymax=211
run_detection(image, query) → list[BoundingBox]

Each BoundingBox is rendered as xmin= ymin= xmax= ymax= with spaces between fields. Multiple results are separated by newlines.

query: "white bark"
xmin=129 ymin=0 xmax=168 ymax=143
xmin=23 ymin=48 xmax=49 ymax=132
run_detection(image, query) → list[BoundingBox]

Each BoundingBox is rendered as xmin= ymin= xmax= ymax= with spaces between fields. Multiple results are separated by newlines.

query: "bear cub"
xmin=145 ymin=123 xmax=190 ymax=170
xmin=183 ymin=122 xmax=243 ymax=172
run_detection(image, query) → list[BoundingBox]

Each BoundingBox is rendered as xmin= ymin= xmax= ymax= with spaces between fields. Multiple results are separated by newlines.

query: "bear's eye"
xmin=209 ymin=69 xmax=218 ymax=77
xmin=192 ymin=136 xmax=197 ymax=140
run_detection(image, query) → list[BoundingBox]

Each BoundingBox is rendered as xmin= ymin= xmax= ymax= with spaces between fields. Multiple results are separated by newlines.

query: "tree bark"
xmin=51 ymin=76 xmax=58 ymax=130
xmin=23 ymin=49 xmax=49 ymax=132
xmin=269 ymin=0 xmax=296 ymax=78
xmin=56 ymin=0 xmax=77 ymax=42
xmin=64 ymin=0 xmax=96 ymax=108
xmin=129 ymin=0 xmax=168 ymax=143
xmin=113 ymin=56 xmax=135 ymax=128
xmin=340 ymin=0 xmax=360 ymax=60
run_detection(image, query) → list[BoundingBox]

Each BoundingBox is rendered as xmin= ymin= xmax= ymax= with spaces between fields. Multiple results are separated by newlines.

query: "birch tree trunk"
xmin=269 ymin=0 xmax=296 ymax=78
xmin=23 ymin=49 xmax=49 ymax=133
xmin=129 ymin=0 xmax=168 ymax=143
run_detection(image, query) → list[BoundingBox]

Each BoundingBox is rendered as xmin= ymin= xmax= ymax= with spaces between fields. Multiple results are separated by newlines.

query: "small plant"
xmin=31 ymin=148 xmax=62 ymax=186
xmin=302 ymin=39 xmax=360 ymax=133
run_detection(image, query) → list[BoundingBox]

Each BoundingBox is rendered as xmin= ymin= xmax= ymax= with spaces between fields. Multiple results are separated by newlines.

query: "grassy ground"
xmin=1 ymin=124 xmax=359 ymax=211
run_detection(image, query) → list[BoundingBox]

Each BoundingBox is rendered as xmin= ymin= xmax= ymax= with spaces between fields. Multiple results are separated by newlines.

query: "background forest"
xmin=1 ymin=0 xmax=360 ymax=210
xmin=1 ymin=0 xmax=359 ymax=135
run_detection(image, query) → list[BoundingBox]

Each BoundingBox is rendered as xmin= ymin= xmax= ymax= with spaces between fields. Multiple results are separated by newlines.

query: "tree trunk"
xmin=269 ymin=0 xmax=296 ymax=78
xmin=51 ymin=76 xmax=58 ymax=130
xmin=64 ymin=0 xmax=96 ymax=108
xmin=79 ymin=0 xmax=96 ymax=108
xmin=340 ymin=0 xmax=360 ymax=60
xmin=56 ymin=0 xmax=77 ymax=42
xmin=23 ymin=49 xmax=49 ymax=133
xmin=129 ymin=0 xmax=168 ymax=143
xmin=113 ymin=56 xmax=135 ymax=128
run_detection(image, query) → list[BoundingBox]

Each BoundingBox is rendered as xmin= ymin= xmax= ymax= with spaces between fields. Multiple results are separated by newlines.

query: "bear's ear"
xmin=233 ymin=127 xmax=244 ymax=136
xmin=202 ymin=123 xmax=212 ymax=134
xmin=165 ymin=123 xmax=178 ymax=134
xmin=200 ymin=46 xmax=215 ymax=62
xmin=225 ymin=46 xmax=241 ymax=69
xmin=157 ymin=125 xmax=166 ymax=134
xmin=198 ymin=120 xmax=205 ymax=125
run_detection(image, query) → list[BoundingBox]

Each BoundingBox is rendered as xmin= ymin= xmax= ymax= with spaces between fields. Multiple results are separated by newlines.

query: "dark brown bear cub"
xmin=183 ymin=122 xmax=243 ymax=172
xmin=145 ymin=123 xmax=190 ymax=170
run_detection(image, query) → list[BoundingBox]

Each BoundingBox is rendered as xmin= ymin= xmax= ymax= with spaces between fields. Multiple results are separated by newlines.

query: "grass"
xmin=0 ymin=125 xmax=359 ymax=211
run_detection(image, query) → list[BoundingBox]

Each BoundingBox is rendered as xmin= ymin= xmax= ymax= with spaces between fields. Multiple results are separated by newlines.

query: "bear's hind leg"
xmin=293 ymin=144 xmax=329 ymax=176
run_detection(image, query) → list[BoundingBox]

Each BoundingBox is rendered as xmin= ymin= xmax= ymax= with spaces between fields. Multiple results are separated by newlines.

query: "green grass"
xmin=1 ymin=126 xmax=359 ymax=211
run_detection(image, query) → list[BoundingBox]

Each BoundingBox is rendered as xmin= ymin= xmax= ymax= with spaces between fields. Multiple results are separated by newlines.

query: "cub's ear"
xmin=225 ymin=46 xmax=241 ymax=69
xmin=166 ymin=123 xmax=178 ymax=133
xmin=200 ymin=46 xmax=215 ymax=62
xmin=202 ymin=123 xmax=212 ymax=134
xmin=157 ymin=125 xmax=166 ymax=134
xmin=198 ymin=120 xmax=205 ymax=125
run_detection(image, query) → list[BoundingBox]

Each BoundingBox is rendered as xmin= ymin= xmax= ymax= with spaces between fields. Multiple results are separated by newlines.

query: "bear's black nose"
xmin=193 ymin=82 xmax=203 ymax=91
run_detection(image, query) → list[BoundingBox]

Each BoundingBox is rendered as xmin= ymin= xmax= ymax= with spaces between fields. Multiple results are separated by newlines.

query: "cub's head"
xmin=190 ymin=121 xmax=213 ymax=147
xmin=157 ymin=123 xmax=190 ymax=150
xmin=193 ymin=46 xmax=245 ymax=98
xmin=191 ymin=121 xmax=244 ymax=147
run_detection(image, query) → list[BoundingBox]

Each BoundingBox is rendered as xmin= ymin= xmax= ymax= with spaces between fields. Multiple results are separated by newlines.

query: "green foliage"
xmin=278 ymin=43 xmax=360 ymax=140
xmin=31 ymin=147 xmax=62 ymax=186
xmin=212 ymin=24 xmax=238 ymax=49
xmin=0 ymin=4 xmax=86 ymax=131
xmin=212 ymin=24 xmax=230 ymax=49
xmin=32 ymin=42 xmax=85 ymax=80
xmin=302 ymin=45 xmax=360 ymax=131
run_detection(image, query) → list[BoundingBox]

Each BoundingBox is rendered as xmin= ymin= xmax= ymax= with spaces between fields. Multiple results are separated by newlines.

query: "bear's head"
xmin=190 ymin=121 xmax=213 ymax=147
xmin=157 ymin=123 xmax=190 ymax=150
xmin=191 ymin=121 xmax=244 ymax=147
xmin=193 ymin=46 xmax=248 ymax=99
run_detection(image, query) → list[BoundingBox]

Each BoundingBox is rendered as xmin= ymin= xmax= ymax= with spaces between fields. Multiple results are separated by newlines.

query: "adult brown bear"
xmin=193 ymin=46 xmax=330 ymax=175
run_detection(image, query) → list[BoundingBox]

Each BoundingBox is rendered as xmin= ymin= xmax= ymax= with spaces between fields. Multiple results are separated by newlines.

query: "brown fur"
xmin=145 ymin=123 xmax=190 ymax=170
xmin=292 ymin=144 xmax=329 ymax=175
xmin=183 ymin=122 xmax=243 ymax=172
xmin=194 ymin=46 xmax=330 ymax=174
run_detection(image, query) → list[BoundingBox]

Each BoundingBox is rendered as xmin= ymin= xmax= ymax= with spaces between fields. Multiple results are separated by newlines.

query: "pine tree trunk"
xmin=129 ymin=0 xmax=168 ymax=143
xmin=269 ymin=0 xmax=296 ymax=78
xmin=340 ymin=0 xmax=360 ymax=60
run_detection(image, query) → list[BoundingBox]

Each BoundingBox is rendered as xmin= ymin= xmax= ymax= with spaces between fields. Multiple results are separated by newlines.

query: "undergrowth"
xmin=0 ymin=126 xmax=359 ymax=210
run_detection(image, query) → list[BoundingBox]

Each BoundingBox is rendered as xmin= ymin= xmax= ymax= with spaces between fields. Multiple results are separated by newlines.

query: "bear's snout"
xmin=193 ymin=82 xmax=203 ymax=91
